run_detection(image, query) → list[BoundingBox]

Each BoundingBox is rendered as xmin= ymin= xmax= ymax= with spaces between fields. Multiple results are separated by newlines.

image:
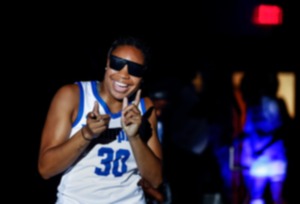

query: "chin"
xmin=111 ymin=90 xmax=128 ymax=101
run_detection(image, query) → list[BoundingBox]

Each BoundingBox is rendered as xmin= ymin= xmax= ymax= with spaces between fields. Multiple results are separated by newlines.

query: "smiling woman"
xmin=38 ymin=36 xmax=163 ymax=204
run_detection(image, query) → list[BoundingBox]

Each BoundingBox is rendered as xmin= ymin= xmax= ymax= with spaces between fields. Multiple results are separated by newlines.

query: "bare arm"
xmin=122 ymin=91 xmax=163 ymax=188
xmin=38 ymin=84 xmax=110 ymax=179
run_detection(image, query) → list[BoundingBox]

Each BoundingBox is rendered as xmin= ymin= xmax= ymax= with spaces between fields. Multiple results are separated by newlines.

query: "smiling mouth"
xmin=114 ymin=81 xmax=129 ymax=93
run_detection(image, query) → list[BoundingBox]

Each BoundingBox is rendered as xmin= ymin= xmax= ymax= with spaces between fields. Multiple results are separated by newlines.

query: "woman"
xmin=38 ymin=36 xmax=163 ymax=204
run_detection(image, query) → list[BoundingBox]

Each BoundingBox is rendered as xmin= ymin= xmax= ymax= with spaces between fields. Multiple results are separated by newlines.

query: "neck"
xmin=98 ymin=82 xmax=123 ymax=114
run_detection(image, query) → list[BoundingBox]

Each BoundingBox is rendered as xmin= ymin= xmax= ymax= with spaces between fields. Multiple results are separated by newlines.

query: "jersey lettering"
xmin=95 ymin=147 xmax=130 ymax=177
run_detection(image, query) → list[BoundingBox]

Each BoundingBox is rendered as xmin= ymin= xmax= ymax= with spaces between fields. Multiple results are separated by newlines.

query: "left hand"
xmin=138 ymin=179 xmax=164 ymax=203
xmin=121 ymin=89 xmax=142 ymax=138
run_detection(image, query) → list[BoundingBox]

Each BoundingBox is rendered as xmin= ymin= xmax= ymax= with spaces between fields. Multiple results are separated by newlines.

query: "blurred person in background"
xmin=167 ymin=67 xmax=226 ymax=204
xmin=239 ymin=71 xmax=291 ymax=204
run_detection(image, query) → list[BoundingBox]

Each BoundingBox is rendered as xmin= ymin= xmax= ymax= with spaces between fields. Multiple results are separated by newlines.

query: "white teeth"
xmin=115 ymin=81 xmax=127 ymax=87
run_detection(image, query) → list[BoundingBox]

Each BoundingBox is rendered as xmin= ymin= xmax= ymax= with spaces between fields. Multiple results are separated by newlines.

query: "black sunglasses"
xmin=109 ymin=55 xmax=146 ymax=77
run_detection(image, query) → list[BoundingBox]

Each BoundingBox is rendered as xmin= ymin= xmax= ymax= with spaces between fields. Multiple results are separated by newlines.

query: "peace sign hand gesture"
xmin=121 ymin=89 xmax=142 ymax=138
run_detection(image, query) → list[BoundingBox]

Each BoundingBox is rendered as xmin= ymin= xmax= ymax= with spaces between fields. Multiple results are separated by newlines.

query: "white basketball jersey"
xmin=56 ymin=81 xmax=147 ymax=204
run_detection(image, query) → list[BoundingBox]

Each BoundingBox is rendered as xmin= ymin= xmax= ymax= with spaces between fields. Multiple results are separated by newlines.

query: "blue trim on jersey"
xmin=91 ymin=81 xmax=121 ymax=119
xmin=90 ymin=81 xmax=147 ymax=117
xmin=140 ymin=98 xmax=146 ymax=114
xmin=72 ymin=82 xmax=84 ymax=127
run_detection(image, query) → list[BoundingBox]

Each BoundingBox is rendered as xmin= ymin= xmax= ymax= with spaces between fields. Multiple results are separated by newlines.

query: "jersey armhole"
xmin=72 ymin=81 xmax=84 ymax=127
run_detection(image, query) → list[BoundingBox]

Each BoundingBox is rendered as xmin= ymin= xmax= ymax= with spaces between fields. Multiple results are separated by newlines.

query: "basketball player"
xmin=38 ymin=36 xmax=163 ymax=204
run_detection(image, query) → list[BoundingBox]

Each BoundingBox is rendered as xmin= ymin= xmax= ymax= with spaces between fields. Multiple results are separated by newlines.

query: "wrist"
xmin=81 ymin=127 xmax=93 ymax=141
xmin=127 ymin=134 xmax=140 ymax=141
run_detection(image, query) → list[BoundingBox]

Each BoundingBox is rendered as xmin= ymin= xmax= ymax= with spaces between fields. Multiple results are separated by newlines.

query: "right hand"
xmin=83 ymin=101 xmax=111 ymax=140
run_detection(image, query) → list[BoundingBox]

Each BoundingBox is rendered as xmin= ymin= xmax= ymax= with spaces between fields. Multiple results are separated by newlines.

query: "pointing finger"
xmin=92 ymin=101 xmax=100 ymax=118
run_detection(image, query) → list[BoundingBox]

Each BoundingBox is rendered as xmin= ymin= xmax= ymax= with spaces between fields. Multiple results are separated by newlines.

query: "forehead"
xmin=111 ymin=45 xmax=145 ymax=64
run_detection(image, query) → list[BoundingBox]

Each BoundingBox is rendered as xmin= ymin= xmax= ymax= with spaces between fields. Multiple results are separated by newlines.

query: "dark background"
xmin=4 ymin=1 xmax=299 ymax=203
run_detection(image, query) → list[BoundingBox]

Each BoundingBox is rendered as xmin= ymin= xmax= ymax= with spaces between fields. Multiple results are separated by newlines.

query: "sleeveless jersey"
xmin=56 ymin=81 xmax=147 ymax=204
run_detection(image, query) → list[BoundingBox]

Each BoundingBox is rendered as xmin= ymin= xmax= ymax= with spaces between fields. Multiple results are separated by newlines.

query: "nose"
xmin=118 ymin=65 xmax=130 ymax=79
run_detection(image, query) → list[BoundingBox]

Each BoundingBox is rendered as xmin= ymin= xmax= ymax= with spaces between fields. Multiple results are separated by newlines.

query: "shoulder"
xmin=142 ymin=96 xmax=154 ymax=110
xmin=141 ymin=96 xmax=156 ymax=122
xmin=55 ymin=83 xmax=80 ymax=99
xmin=46 ymin=83 xmax=82 ymax=121
xmin=50 ymin=83 xmax=81 ymax=108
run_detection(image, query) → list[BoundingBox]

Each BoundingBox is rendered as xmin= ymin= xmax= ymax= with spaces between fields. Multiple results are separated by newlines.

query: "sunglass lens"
xmin=127 ymin=63 xmax=145 ymax=77
xmin=110 ymin=56 xmax=126 ymax=71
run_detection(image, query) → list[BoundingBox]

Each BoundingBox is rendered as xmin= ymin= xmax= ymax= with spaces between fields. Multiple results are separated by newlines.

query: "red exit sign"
xmin=252 ymin=4 xmax=283 ymax=26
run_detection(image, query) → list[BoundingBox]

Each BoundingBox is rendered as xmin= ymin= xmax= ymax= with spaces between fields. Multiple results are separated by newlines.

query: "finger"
xmin=123 ymin=96 xmax=128 ymax=110
xmin=123 ymin=110 xmax=136 ymax=119
xmin=123 ymin=110 xmax=141 ymax=124
xmin=101 ymin=114 xmax=111 ymax=122
xmin=134 ymin=89 xmax=141 ymax=106
xmin=93 ymin=101 xmax=100 ymax=116
xmin=88 ymin=112 xmax=97 ymax=120
xmin=122 ymin=97 xmax=128 ymax=125
xmin=137 ymin=179 xmax=143 ymax=186
xmin=143 ymin=188 xmax=164 ymax=202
